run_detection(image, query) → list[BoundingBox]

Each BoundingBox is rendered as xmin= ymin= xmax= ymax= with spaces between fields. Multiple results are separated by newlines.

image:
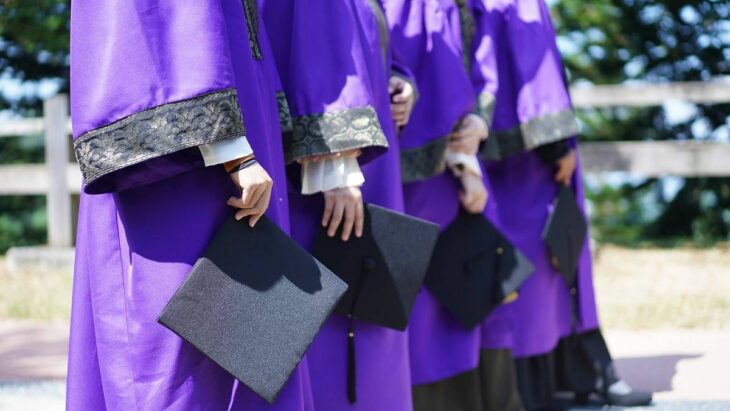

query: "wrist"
xmin=224 ymin=153 xmax=255 ymax=173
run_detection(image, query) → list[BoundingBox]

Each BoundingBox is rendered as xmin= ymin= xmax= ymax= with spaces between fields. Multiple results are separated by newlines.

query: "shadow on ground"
xmin=0 ymin=322 xmax=68 ymax=380
xmin=614 ymin=354 xmax=703 ymax=393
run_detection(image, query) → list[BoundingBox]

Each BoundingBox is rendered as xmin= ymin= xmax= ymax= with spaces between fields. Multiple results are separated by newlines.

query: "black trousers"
xmin=515 ymin=329 xmax=613 ymax=410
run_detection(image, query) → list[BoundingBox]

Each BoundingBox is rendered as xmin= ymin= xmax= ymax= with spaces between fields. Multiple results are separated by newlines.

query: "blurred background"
xmin=0 ymin=0 xmax=729 ymax=409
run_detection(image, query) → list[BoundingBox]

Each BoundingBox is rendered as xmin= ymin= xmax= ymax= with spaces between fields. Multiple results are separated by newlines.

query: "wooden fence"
xmin=1 ymin=81 xmax=730 ymax=247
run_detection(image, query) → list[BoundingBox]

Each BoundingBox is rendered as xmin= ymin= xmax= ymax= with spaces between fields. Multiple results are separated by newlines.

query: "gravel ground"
xmin=1 ymin=380 xmax=729 ymax=411
xmin=0 ymin=380 xmax=65 ymax=411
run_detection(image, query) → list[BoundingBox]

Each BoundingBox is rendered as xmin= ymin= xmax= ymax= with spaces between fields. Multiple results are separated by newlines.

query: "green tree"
xmin=552 ymin=0 xmax=730 ymax=244
xmin=0 ymin=0 xmax=69 ymax=115
xmin=0 ymin=0 xmax=69 ymax=253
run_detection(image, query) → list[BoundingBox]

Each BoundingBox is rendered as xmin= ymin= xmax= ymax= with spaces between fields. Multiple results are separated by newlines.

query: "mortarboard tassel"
xmin=345 ymin=256 xmax=376 ymax=404
xmin=347 ymin=319 xmax=357 ymax=403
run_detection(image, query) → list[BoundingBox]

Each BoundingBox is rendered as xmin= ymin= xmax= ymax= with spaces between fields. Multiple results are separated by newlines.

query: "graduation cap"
xmin=158 ymin=214 xmax=348 ymax=404
xmin=542 ymin=186 xmax=588 ymax=287
xmin=311 ymin=203 xmax=439 ymax=403
xmin=424 ymin=209 xmax=534 ymax=330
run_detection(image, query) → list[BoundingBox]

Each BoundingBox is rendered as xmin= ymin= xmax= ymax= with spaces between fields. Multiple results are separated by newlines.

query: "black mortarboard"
xmin=312 ymin=203 xmax=440 ymax=330
xmin=311 ymin=203 xmax=439 ymax=403
xmin=542 ymin=186 xmax=588 ymax=287
xmin=425 ymin=209 xmax=534 ymax=330
xmin=158 ymin=214 xmax=348 ymax=404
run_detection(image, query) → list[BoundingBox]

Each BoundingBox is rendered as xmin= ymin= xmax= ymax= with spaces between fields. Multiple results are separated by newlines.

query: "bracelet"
xmin=228 ymin=157 xmax=258 ymax=174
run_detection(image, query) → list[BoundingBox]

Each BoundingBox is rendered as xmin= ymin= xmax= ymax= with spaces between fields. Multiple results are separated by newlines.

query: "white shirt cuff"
xmin=301 ymin=156 xmax=365 ymax=195
xmin=199 ymin=137 xmax=253 ymax=166
xmin=445 ymin=150 xmax=483 ymax=177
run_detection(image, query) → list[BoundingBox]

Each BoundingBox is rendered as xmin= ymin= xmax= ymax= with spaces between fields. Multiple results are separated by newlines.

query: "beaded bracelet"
xmin=228 ymin=157 xmax=259 ymax=174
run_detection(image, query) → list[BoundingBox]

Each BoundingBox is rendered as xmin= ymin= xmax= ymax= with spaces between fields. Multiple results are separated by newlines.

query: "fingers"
xmin=448 ymin=134 xmax=480 ymax=155
xmin=228 ymin=163 xmax=274 ymax=226
xmin=554 ymin=163 xmax=573 ymax=186
xmin=354 ymin=201 xmax=364 ymax=238
xmin=450 ymin=123 xmax=473 ymax=139
xmin=340 ymin=201 xmax=356 ymax=241
xmin=227 ymin=182 xmax=262 ymax=210
xmin=391 ymin=106 xmax=410 ymax=127
xmin=322 ymin=188 xmax=362 ymax=240
xmin=322 ymin=194 xmax=335 ymax=227
xmin=554 ymin=169 xmax=568 ymax=186
xmin=460 ymin=174 xmax=488 ymax=213
xmin=390 ymin=103 xmax=409 ymax=116
xmin=391 ymin=88 xmax=412 ymax=104
xmin=233 ymin=181 xmax=272 ymax=226
xmin=241 ymin=183 xmax=262 ymax=208
xmin=462 ymin=190 xmax=487 ymax=213
xmin=327 ymin=201 xmax=346 ymax=238
xmin=448 ymin=138 xmax=467 ymax=152
xmin=388 ymin=76 xmax=402 ymax=95
xmin=459 ymin=189 xmax=477 ymax=213
xmin=249 ymin=184 xmax=272 ymax=227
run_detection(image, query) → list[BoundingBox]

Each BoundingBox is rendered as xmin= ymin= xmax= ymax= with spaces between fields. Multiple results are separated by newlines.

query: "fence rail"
xmin=1 ymin=81 xmax=730 ymax=247
xmin=570 ymin=80 xmax=730 ymax=108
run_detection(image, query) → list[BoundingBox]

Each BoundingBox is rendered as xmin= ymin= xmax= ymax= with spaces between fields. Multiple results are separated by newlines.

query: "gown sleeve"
xmin=465 ymin=0 xmax=498 ymax=129
xmin=71 ymin=0 xmax=248 ymax=194
xmin=384 ymin=0 xmax=477 ymax=182
xmin=389 ymin=48 xmax=419 ymax=102
xmin=261 ymin=0 xmax=389 ymax=165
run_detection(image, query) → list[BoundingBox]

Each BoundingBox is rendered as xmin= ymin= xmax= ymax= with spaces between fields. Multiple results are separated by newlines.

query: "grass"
xmin=1 ymin=245 xmax=730 ymax=330
xmin=593 ymin=244 xmax=730 ymax=330
xmin=0 ymin=257 xmax=72 ymax=322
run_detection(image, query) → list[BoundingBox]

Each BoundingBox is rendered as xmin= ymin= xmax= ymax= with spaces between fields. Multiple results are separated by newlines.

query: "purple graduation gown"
xmin=262 ymin=1 xmax=412 ymax=410
xmin=66 ymin=1 xmax=315 ymax=409
xmin=473 ymin=0 xmax=598 ymax=360
xmin=385 ymin=1 xmax=520 ymax=409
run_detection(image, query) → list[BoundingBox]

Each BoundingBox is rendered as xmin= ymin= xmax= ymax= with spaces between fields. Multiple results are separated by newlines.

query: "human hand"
xmin=554 ymin=149 xmax=576 ymax=186
xmin=459 ymin=172 xmax=488 ymax=214
xmin=322 ymin=186 xmax=364 ymax=241
xmin=389 ymin=75 xmax=416 ymax=127
xmin=449 ymin=113 xmax=488 ymax=155
xmin=227 ymin=159 xmax=273 ymax=227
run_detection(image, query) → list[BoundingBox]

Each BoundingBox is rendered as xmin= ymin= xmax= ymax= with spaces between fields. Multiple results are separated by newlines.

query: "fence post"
xmin=43 ymin=94 xmax=72 ymax=247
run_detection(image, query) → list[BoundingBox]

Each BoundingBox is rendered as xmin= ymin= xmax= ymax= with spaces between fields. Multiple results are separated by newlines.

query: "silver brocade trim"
xmin=481 ymin=109 xmax=579 ymax=161
xmin=74 ymin=88 xmax=245 ymax=187
xmin=475 ymin=92 xmax=496 ymax=128
xmin=276 ymin=91 xmax=293 ymax=133
xmin=286 ymin=105 xmax=388 ymax=164
xmin=400 ymin=137 xmax=448 ymax=183
xmin=242 ymin=0 xmax=263 ymax=60
xmin=520 ymin=109 xmax=579 ymax=150
xmin=454 ymin=0 xmax=476 ymax=73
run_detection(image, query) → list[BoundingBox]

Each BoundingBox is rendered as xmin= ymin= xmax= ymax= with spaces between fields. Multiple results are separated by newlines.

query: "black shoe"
xmin=598 ymin=365 xmax=653 ymax=407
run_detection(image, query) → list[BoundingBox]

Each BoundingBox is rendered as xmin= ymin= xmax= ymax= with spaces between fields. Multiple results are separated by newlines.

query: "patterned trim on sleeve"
xmin=276 ymin=91 xmax=294 ymax=134
xmin=479 ymin=109 xmax=579 ymax=161
xmin=243 ymin=0 xmax=263 ymax=60
xmin=286 ymin=106 xmax=389 ymax=164
xmin=474 ymin=92 xmax=496 ymax=129
xmin=74 ymin=88 xmax=245 ymax=187
xmin=400 ymin=137 xmax=449 ymax=183
xmin=454 ymin=0 xmax=477 ymax=73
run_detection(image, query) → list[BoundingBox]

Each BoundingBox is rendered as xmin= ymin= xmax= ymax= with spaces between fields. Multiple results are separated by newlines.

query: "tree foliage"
xmin=551 ymin=0 xmax=730 ymax=244
xmin=0 ymin=0 xmax=70 ymax=115
xmin=0 ymin=0 xmax=69 ymax=252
